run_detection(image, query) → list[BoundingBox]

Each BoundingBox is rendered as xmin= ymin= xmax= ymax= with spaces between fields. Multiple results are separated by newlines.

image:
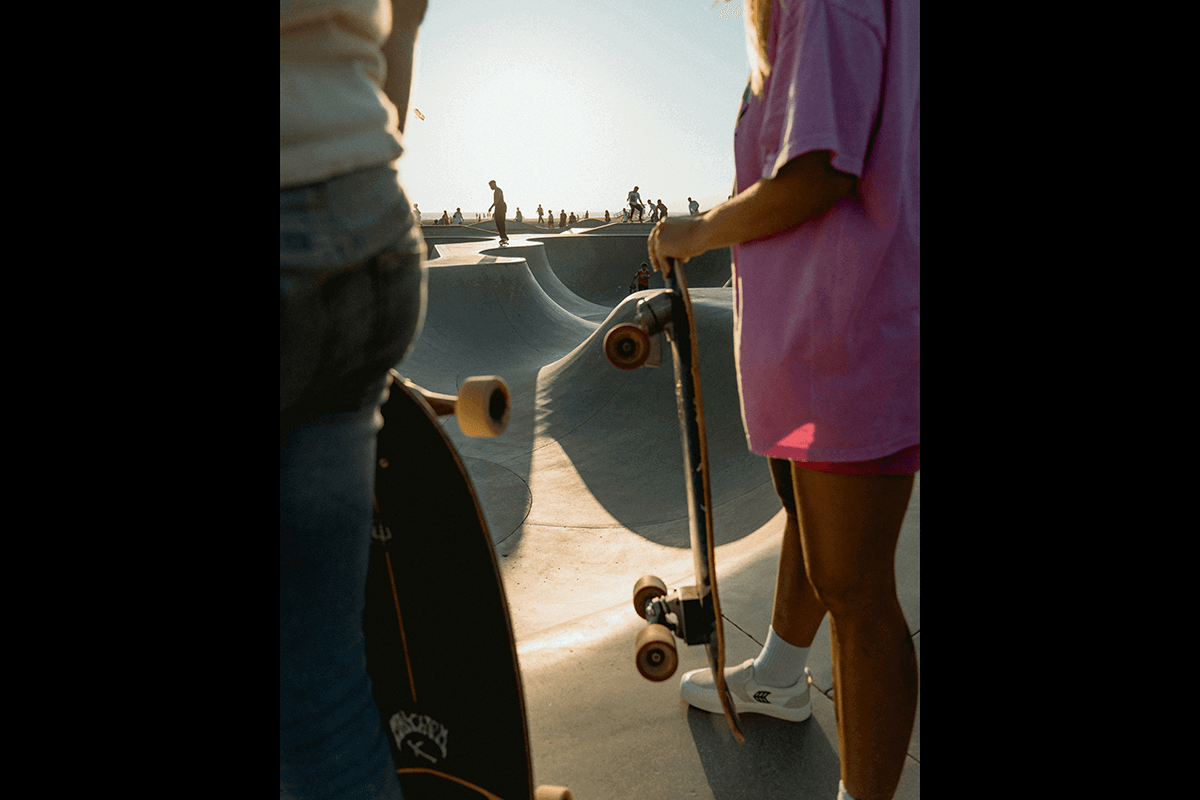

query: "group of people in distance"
xmin=418 ymin=188 xmax=706 ymax=231
xmin=418 ymin=199 xmax=616 ymax=231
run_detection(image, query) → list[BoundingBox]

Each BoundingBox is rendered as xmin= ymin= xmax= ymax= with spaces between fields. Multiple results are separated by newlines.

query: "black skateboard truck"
xmin=630 ymin=574 xmax=716 ymax=681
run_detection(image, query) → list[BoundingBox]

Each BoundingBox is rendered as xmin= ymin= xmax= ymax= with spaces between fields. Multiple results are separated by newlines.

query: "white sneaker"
xmin=680 ymin=658 xmax=812 ymax=722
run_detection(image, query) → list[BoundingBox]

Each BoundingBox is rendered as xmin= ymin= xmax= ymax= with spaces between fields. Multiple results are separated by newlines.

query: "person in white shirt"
xmin=627 ymin=186 xmax=643 ymax=222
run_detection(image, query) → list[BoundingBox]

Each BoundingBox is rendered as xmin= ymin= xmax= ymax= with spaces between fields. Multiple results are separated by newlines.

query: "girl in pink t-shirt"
xmin=649 ymin=2 xmax=919 ymax=799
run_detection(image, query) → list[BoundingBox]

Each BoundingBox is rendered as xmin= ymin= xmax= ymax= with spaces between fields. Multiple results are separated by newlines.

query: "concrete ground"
xmin=403 ymin=230 xmax=920 ymax=799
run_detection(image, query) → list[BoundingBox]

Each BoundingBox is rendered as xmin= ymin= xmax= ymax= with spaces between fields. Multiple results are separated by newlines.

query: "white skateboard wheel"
xmin=456 ymin=376 xmax=510 ymax=437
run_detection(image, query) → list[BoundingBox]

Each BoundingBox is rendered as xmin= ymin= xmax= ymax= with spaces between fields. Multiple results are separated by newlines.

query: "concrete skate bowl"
xmin=395 ymin=246 xmax=778 ymax=552
xmin=531 ymin=233 xmax=732 ymax=308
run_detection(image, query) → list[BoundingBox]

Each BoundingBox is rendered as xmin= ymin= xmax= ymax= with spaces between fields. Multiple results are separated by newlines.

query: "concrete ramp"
xmin=480 ymin=242 xmax=611 ymax=322
xmin=402 ymin=246 xmax=598 ymax=396
xmin=531 ymin=234 xmax=732 ymax=308
xmin=399 ymin=244 xmax=776 ymax=555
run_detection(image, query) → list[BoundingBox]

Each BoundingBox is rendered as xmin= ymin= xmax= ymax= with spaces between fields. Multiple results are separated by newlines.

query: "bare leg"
xmin=791 ymin=466 xmax=917 ymax=800
xmin=770 ymin=509 xmax=827 ymax=648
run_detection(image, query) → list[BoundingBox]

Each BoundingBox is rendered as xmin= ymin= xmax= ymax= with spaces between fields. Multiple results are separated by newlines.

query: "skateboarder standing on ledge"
xmin=648 ymin=1 xmax=920 ymax=799
xmin=487 ymin=180 xmax=509 ymax=244
xmin=280 ymin=1 xmax=429 ymax=798
xmin=627 ymin=185 xmax=643 ymax=222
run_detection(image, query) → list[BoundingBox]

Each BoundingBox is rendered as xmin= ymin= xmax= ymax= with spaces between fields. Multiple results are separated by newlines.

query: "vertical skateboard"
xmin=363 ymin=370 xmax=574 ymax=799
xmin=602 ymin=259 xmax=745 ymax=743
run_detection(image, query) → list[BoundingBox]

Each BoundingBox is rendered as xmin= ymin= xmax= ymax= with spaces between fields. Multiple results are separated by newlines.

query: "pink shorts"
xmin=792 ymin=443 xmax=920 ymax=476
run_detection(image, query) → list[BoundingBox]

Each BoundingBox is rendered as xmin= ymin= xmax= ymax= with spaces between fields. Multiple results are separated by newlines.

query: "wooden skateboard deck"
xmin=604 ymin=260 xmax=745 ymax=743
xmin=363 ymin=371 xmax=572 ymax=799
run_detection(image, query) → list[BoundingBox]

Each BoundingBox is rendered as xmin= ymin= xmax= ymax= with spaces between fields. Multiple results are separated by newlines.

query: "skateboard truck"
xmin=631 ymin=575 xmax=716 ymax=682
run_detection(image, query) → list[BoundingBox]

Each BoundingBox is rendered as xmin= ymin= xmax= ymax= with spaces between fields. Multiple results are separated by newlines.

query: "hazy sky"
xmin=400 ymin=0 xmax=752 ymax=219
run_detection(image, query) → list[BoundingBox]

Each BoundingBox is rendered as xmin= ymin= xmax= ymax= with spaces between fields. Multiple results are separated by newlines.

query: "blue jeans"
xmin=280 ymin=165 xmax=425 ymax=800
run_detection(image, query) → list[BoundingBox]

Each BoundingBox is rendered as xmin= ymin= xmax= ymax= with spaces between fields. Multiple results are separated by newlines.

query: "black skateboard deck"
xmin=363 ymin=371 xmax=572 ymax=798
xmin=603 ymin=260 xmax=745 ymax=743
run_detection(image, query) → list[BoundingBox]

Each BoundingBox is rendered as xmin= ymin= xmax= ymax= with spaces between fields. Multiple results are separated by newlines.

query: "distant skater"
xmin=649 ymin=202 xmax=659 ymax=224
xmin=487 ymin=180 xmax=508 ymax=243
xmin=560 ymin=209 xmax=566 ymax=227
xmin=628 ymin=261 xmax=651 ymax=294
xmin=688 ymin=197 xmax=700 ymax=215
xmin=515 ymin=208 xmax=523 ymax=222
xmin=656 ymin=199 xmax=667 ymax=221
xmin=605 ymin=210 xmax=611 ymax=222
xmin=538 ymin=204 xmax=544 ymax=224
xmin=627 ymin=186 xmax=643 ymax=222
xmin=451 ymin=207 xmax=463 ymax=225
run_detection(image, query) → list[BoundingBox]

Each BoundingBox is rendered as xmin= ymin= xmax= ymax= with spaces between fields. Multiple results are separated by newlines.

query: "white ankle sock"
xmin=837 ymin=780 xmax=859 ymax=800
xmin=751 ymin=626 xmax=809 ymax=688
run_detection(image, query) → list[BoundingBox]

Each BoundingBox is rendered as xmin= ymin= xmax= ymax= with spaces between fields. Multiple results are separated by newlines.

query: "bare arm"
xmin=648 ymin=150 xmax=856 ymax=274
xmin=380 ymin=0 xmax=428 ymax=136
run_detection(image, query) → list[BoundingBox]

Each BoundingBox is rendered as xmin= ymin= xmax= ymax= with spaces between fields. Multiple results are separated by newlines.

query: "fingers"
xmin=648 ymin=224 xmax=676 ymax=276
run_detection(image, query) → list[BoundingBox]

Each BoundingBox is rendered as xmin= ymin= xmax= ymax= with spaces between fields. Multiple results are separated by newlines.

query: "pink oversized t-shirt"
xmin=731 ymin=0 xmax=919 ymax=462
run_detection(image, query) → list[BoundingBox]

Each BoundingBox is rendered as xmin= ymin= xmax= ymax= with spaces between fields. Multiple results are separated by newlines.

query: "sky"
xmin=400 ymin=0 xmax=753 ymax=220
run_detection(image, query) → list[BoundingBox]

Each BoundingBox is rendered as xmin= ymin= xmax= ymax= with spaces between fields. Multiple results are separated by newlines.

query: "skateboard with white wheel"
xmin=363 ymin=369 xmax=575 ymax=798
xmin=603 ymin=259 xmax=745 ymax=743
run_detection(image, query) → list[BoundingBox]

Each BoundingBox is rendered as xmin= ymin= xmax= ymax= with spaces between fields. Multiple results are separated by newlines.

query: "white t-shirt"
xmin=280 ymin=0 xmax=422 ymax=187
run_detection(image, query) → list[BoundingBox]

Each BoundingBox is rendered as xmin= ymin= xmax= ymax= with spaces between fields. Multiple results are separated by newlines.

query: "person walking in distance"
xmin=648 ymin=1 xmax=920 ymax=798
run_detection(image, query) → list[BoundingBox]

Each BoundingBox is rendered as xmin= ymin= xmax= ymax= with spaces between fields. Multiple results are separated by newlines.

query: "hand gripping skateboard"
xmin=602 ymin=259 xmax=746 ymax=743
xmin=363 ymin=369 xmax=574 ymax=799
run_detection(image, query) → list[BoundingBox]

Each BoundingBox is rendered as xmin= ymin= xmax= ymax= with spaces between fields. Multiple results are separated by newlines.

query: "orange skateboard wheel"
xmin=604 ymin=324 xmax=652 ymax=370
xmin=635 ymin=624 xmax=678 ymax=682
